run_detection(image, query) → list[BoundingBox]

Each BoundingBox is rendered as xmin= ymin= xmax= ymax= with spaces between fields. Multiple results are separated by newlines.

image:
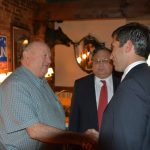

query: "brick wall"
xmin=0 ymin=0 xmax=35 ymax=72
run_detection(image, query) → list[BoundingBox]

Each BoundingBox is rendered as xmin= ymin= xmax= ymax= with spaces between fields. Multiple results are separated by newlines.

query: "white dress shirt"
xmin=121 ymin=61 xmax=146 ymax=81
xmin=95 ymin=75 xmax=114 ymax=109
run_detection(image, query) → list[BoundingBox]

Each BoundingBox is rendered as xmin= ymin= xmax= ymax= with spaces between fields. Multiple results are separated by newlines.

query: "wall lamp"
xmin=74 ymin=34 xmax=104 ymax=73
xmin=0 ymin=72 xmax=12 ymax=84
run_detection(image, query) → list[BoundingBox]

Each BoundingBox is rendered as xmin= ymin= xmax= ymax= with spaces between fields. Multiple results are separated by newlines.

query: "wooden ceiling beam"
xmin=33 ymin=0 xmax=150 ymax=22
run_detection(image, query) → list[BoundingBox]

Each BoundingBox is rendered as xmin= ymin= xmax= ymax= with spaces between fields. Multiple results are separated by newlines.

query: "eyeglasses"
xmin=92 ymin=58 xmax=111 ymax=64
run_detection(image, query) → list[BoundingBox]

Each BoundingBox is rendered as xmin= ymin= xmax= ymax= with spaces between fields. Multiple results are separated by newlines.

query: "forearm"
xmin=26 ymin=123 xmax=96 ymax=146
xmin=26 ymin=123 xmax=64 ymax=143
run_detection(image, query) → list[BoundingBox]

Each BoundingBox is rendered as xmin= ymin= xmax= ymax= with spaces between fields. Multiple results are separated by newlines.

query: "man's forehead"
xmin=93 ymin=53 xmax=110 ymax=59
xmin=95 ymin=50 xmax=111 ymax=55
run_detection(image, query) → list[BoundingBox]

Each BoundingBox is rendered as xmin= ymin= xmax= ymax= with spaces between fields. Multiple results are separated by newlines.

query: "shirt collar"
xmin=95 ymin=74 xmax=112 ymax=85
xmin=20 ymin=66 xmax=47 ymax=86
xmin=121 ymin=61 xmax=146 ymax=81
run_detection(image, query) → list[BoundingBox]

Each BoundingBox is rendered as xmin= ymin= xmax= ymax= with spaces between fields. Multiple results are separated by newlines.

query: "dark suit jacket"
xmin=69 ymin=72 xmax=120 ymax=132
xmin=98 ymin=63 xmax=150 ymax=150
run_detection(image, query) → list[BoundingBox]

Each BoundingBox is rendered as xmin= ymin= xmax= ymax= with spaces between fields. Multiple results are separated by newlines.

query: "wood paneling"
xmin=34 ymin=0 xmax=150 ymax=21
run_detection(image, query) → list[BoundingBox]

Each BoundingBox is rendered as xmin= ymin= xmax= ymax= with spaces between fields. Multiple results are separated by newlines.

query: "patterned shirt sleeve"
xmin=1 ymin=79 xmax=39 ymax=133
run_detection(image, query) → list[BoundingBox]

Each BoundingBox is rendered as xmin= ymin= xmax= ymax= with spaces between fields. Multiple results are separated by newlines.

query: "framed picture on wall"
xmin=12 ymin=26 xmax=30 ymax=70
xmin=0 ymin=35 xmax=8 ymax=72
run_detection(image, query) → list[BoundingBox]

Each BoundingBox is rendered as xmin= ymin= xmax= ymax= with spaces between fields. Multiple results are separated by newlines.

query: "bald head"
xmin=21 ymin=41 xmax=51 ymax=78
xmin=22 ymin=41 xmax=49 ymax=54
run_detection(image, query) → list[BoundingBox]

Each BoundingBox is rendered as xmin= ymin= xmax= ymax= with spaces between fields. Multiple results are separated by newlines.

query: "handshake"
xmin=78 ymin=129 xmax=99 ymax=150
xmin=45 ymin=129 xmax=99 ymax=150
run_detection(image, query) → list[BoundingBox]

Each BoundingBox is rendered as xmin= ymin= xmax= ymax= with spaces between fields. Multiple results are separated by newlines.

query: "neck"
xmin=126 ymin=55 xmax=146 ymax=68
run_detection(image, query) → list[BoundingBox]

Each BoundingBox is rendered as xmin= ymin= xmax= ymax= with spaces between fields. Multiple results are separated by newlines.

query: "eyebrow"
xmin=92 ymin=58 xmax=110 ymax=61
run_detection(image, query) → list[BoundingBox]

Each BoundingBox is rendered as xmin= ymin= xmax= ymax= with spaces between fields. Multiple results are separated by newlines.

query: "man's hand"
xmin=84 ymin=129 xmax=99 ymax=142
xmin=81 ymin=129 xmax=99 ymax=150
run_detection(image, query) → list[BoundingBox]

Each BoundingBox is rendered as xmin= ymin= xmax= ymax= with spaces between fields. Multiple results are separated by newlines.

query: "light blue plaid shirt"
xmin=0 ymin=66 xmax=65 ymax=150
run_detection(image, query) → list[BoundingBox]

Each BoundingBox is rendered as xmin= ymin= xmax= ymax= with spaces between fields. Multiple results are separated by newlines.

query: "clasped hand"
xmin=81 ymin=129 xmax=99 ymax=150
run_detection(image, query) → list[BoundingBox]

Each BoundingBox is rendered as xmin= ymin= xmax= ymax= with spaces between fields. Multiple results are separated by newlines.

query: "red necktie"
xmin=98 ymin=80 xmax=108 ymax=129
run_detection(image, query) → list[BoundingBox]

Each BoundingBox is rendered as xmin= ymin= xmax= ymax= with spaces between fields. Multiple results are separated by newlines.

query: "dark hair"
xmin=92 ymin=45 xmax=111 ymax=57
xmin=112 ymin=22 xmax=150 ymax=59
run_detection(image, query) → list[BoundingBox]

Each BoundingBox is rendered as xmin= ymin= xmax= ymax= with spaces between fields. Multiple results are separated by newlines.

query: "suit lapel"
xmin=87 ymin=74 xmax=99 ymax=129
xmin=112 ymin=72 xmax=121 ymax=92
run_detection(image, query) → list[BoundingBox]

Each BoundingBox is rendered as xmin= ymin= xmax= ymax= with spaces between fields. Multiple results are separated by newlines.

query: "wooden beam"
xmin=34 ymin=0 xmax=150 ymax=21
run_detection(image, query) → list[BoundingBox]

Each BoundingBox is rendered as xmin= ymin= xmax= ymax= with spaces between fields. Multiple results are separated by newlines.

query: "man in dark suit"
xmin=69 ymin=46 xmax=121 ymax=133
xmin=98 ymin=22 xmax=150 ymax=150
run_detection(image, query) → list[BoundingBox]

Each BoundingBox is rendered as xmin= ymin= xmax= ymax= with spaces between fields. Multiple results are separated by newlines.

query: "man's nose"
xmin=47 ymin=57 xmax=51 ymax=65
xmin=110 ymin=54 xmax=113 ymax=60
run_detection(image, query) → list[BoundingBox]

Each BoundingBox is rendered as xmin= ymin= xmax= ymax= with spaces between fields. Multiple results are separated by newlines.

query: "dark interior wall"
xmin=35 ymin=0 xmax=150 ymax=21
xmin=0 ymin=0 xmax=35 ymax=72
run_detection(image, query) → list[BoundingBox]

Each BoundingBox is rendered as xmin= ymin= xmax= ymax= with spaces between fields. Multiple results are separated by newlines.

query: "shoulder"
xmin=75 ymin=73 xmax=94 ymax=83
xmin=1 ymin=69 xmax=31 ymax=92
xmin=73 ymin=74 xmax=95 ymax=90
xmin=125 ymin=63 xmax=150 ymax=82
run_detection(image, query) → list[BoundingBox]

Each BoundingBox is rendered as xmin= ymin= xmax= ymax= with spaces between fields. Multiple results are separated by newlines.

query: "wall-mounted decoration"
xmin=0 ymin=36 xmax=8 ymax=72
xmin=74 ymin=34 xmax=105 ymax=73
xmin=45 ymin=26 xmax=73 ymax=48
xmin=12 ymin=26 xmax=30 ymax=70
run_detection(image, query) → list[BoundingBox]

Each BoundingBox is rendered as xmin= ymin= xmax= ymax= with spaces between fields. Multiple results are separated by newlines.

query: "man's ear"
xmin=22 ymin=50 xmax=27 ymax=58
xmin=22 ymin=50 xmax=30 ymax=60
xmin=124 ymin=40 xmax=134 ymax=53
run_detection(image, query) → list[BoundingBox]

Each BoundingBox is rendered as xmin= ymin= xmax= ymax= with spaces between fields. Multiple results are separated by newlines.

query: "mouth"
xmin=111 ymin=59 xmax=115 ymax=65
xmin=45 ymin=65 xmax=50 ymax=68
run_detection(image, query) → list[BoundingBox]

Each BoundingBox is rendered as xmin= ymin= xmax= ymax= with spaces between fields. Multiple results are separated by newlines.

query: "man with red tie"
xmin=69 ymin=45 xmax=121 ymax=134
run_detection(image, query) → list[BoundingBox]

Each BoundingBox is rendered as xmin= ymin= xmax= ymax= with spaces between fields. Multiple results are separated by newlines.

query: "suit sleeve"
xmin=100 ymin=79 xmax=150 ymax=150
xmin=69 ymin=80 xmax=80 ymax=132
